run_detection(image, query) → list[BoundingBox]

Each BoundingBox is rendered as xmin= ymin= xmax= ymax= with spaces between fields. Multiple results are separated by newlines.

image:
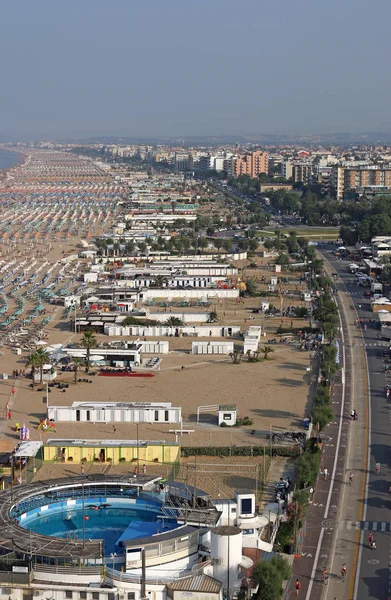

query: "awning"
xmin=14 ymin=441 xmax=43 ymax=458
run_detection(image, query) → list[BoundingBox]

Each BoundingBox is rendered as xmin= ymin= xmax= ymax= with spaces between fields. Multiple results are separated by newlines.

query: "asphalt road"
xmin=323 ymin=247 xmax=391 ymax=599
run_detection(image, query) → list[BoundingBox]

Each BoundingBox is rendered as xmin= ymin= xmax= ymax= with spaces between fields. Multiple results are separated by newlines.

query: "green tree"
xmin=166 ymin=317 xmax=184 ymax=327
xmin=222 ymin=238 xmax=232 ymax=253
xmin=80 ymin=331 xmax=97 ymax=373
xmin=151 ymin=275 xmax=168 ymax=288
xmin=138 ymin=241 xmax=148 ymax=255
xmin=260 ymin=346 xmax=275 ymax=360
xmin=252 ymin=556 xmax=291 ymax=600
xmin=26 ymin=352 xmax=40 ymax=389
xmin=72 ymin=357 xmax=85 ymax=384
xmin=198 ymin=237 xmax=208 ymax=253
xmin=214 ymin=238 xmax=224 ymax=253
xmin=245 ymin=278 xmax=258 ymax=296
xmin=248 ymin=238 xmax=259 ymax=252
xmin=33 ymin=348 xmax=50 ymax=384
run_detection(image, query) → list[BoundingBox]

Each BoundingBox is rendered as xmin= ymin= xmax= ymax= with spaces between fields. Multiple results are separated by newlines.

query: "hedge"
xmin=181 ymin=446 xmax=301 ymax=458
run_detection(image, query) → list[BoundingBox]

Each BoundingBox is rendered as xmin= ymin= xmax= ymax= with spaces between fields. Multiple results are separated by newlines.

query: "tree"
xmin=72 ymin=357 xmax=85 ymax=384
xmin=248 ymin=238 xmax=259 ymax=252
xmin=166 ymin=317 xmax=184 ymax=327
xmin=276 ymin=252 xmax=289 ymax=266
xmin=26 ymin=352 xmax=40 ymax=389
xmin=245 ymin=278 xmax=258 ymax=296
xmin=80 ymin=331 xmax=97 ymax=372
xmin=151 ymin=275 xmax=168 ymax=288
xmin=137 ymin=241 xmax=148 ymax=255
xmin=252 ymin=556 xmax=291 ymax=600
xmin=33 ymin=348 xmax=50 ymax=383
xmin=214 ymin=238 xmax=224 ymax=253
xmin=125 ymin=240 xmax=135 ymax=255
xmin=198 ymin=237 xmax=208 ymax=253
xmin=260 ymin=346 xmax=275 ymax=360
xmin=207 ymin=311 xmax=218 ymax=323
xmin=222 ymin=238 xmax=232 ymax=253
xmin=229 ymin=351 xmax=243 ymax=364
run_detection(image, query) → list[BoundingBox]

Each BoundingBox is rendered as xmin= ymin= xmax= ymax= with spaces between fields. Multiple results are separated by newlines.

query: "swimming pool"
xmin=18 ymin=497 xmax=177 ymax=555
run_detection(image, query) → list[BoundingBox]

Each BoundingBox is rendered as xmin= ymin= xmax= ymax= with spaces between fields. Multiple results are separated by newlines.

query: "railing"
xmin=0 ymin=571 xmax=32 ymax=585
xmin=33 ymin=563 xmax=102 ymax=575
xmin=105 ymin=563 xmax=209 ymax=585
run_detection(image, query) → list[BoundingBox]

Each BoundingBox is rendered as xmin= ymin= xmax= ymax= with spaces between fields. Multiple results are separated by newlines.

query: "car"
xmin=364 ymin=290 xmax=371 ymax=297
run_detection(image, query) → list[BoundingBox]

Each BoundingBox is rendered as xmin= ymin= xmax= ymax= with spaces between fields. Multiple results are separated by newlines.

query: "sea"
xmin=0 ymin=148 xmax=22 ymax=171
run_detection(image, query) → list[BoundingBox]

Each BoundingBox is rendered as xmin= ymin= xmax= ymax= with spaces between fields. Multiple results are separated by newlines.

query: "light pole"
xmin=110 ymin=552 xmax=117 ymax=571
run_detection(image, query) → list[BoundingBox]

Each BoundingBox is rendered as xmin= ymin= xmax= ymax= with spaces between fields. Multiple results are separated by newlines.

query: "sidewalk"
xmin=284 ymin=273 xmax=368 ymax=598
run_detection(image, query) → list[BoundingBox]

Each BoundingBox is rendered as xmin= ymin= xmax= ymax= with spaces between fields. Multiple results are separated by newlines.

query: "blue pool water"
xmin=19 ymin=498 xmax=177 ymax=554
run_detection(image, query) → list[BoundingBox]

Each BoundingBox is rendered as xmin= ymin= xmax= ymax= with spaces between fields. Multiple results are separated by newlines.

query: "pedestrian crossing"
xmin=357 ymin=341 xmax=390 ymax=347
xmin=345 ymin=521 xmax=391 ymax=531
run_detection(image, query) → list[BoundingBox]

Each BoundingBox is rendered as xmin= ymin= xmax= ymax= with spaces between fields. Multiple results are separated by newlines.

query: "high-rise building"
xmin=233 ymin=151 xmax=268 ymax=178
xmin=292 ymin=163 xmax=312 ymax=185
xmin=332 ymin=164 xmax=391 ymax=199
xmin=281 ymin=160 xmax=293 ymax=180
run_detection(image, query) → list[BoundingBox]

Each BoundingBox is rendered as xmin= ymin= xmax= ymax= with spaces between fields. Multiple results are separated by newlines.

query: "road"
xmin=322 ymin=247 xmax=391 ymax=599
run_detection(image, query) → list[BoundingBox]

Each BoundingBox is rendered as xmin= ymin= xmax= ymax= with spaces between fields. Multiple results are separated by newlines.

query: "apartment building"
xmin=233 ymin=150 xmax=268 ymax=178
xmin=332 ymin=164 xmax=391 ymax=199
xmin=292 ymin=163 xmax=312 ymax=185
xmin=281 ymin=160 xmax=293 ymax=179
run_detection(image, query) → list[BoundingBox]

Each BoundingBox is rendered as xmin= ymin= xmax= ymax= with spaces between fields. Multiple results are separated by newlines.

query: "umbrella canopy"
xmin=36 ymin=340 xmax=47 ymax=346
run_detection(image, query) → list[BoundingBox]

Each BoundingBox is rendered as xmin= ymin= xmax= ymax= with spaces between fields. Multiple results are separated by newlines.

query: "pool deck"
xmin=0 ymin=474 xmax=161 ymax=559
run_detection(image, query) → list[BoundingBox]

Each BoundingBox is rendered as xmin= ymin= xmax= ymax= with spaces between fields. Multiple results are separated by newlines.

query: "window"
xmin=164 ymin=410 xmax=169 ymax=422
xmin=128 ymin=594 xmax=135 ymax=600
xmin=154 ymin=410 xmax=159 ymax=421
xmin=108 ymin=594 xmax=115 ymax=600
xmin=80 ymin=593 xmax=87 ymax=600
xmin=92 ymin=593 xmax=100 ymax=600
xmin=65 ymin=593 xmax=73 ymax=599
xmin=223 ymin=413 xmax=231 ymax=421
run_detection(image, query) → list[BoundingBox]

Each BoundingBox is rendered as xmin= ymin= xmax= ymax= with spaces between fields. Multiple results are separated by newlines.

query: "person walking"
xmin=349 ymin=472 xmax=354 ymax=485
xmin=323 ymin=468 xmax=329 ymax=480
xmin=341 ymin=563 xmax=347 ymax=581
xmin=375 ymin=462 xmax=380 ymax=475
xmin=368 ymin=532 xmax=373 ymax=547
xmin=81 ymin=464 xmax=85 ymax=477
xmin=295 ymin=579 xmax=302 ymax=596
xmin=322 ymin=567 xmax=329 ymax=584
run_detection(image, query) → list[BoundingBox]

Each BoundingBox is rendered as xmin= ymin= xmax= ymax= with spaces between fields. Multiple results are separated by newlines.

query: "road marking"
xmin=305 ymin=300 xmax=346 ymax=600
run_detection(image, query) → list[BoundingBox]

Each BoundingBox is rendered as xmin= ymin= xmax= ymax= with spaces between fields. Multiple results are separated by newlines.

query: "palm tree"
xmin=26 ymin=352 xmax=40 ymax=389
xmin=229 ymin=351 xmax=243 ymax=364
xmin=72 ymin=357 xmax=85 ymax=384
xmin=34 ymin=348 xmax=50 ymax=383
xmin=80 ymin=331 xmax=97 ymax=372
xmin=261 ymin=346 xmax=275 ymax=360
xmin=166 ymin=317 xmax=184 ymax=327
xmin=151 ymin=275 xmax=168 ymax=288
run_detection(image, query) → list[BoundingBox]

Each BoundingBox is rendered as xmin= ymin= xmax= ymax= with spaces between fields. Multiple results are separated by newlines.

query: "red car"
xmin=364 ymin=290 xmax=371 ymax=297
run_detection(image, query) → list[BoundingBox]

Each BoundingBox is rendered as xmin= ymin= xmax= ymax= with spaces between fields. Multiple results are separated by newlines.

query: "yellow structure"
xmin=43 ymin=440 xmax=180 ymax=466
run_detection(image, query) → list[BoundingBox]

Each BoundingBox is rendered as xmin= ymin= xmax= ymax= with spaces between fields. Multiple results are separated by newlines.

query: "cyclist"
xmin=376 ymin=463 xmax=380 ymax=475
xmin=341 ymin=563 xmax=347 ymax=581
xmin=322 ymin=567 xmax=329 ymax=584
xmin=368 ymin=532 xmax=373 ymax=547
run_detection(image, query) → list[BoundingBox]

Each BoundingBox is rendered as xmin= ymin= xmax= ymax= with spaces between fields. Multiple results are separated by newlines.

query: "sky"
xmin=1 ymin=0 xmax=391 ymax=139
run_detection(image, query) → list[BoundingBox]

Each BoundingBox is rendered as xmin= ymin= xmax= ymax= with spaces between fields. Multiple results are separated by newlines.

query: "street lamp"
xmin=110 ymin=552 xmax=117 ymax=570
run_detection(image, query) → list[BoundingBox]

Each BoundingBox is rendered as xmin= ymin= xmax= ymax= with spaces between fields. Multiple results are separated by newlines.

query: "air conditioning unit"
xmin=119 ymin=596 xmax=125 ymax=600
xmin=4 ymin=588 xmax=12 ymax=595
xmin=34 ymin=591 xmax=41 ymax=597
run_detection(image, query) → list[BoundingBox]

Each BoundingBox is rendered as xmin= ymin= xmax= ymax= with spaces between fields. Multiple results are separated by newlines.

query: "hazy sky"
xmin=1 ymin=0 xmax=390 ymax=139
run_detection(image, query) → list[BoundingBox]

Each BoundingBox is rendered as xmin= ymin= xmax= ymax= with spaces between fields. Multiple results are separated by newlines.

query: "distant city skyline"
xmin=1 ymin=0 xmax=391 ymax=139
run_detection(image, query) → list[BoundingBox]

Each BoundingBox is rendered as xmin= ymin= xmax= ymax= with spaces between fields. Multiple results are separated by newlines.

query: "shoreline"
xmin=0 ymin=147 xmax=27 ymax=182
